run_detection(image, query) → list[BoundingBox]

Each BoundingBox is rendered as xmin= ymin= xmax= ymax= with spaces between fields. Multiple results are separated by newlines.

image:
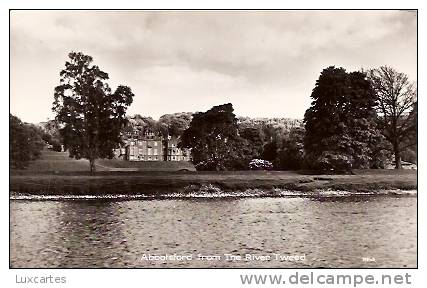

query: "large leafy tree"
xmin=53 ymin=52 xmax=134 ymax=172
xmin=367 ymin=66 xmax=417 ymax=169
xmin=180 ymin=103 xmax=244 ymax=171
xmin=304 ymin=66 xmax=385 ymax=171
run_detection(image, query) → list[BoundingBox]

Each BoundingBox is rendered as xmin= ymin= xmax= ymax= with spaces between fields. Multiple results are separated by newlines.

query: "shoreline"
xmin=10 ymin=170 xmax=417 ymax=199
xmin=10 ymin=188 xmax=417 ymax=201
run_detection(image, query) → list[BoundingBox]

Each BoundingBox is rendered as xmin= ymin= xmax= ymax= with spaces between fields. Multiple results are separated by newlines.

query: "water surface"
xmin=10 ymin=195 xmax=416 ymax=268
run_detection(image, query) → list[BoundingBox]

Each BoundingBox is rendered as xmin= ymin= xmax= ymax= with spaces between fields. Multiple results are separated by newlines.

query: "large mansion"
xmin=114 ymin=131 xmax=191 ymax=162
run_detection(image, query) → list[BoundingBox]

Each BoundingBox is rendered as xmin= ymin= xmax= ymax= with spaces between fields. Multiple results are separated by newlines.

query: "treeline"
xmin=11 ymin=52 xmax=417 ymax=172
xmin=10 ymin=115 xmax=65 ymax=169
xmin=121 ymin=112 xmax=303 ymax=170
xmin=46 ymin=52 xmax=415 ymax=172
xmin=179 ymin=66 xmax=417 ymax=171
xmin=177 ymin=104 xmax=305 ymax=170
xmin=123 ymin=112 xmax=193 ymax=137
xmin=12 ymin=66 xmax=417 ymax=172
xmin=237 ymin=117 xmax=304 ymax=170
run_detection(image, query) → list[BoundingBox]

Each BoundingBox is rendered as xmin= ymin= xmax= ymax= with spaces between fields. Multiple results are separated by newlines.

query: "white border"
xmin=2 ymin=1 xmax=425 ymax=287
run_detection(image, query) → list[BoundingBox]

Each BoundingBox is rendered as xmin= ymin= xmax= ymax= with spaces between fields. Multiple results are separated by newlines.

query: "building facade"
xmin=165 ymin=136 xmax=191 ymax=161
xmin=114 ymin=131 xmax=190 ymax=162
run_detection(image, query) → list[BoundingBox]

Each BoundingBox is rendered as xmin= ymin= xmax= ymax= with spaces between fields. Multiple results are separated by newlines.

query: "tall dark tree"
xmin=180 ymin=103 xmax=244 ymax=171
xmin=53 ymin=52 xmax=134 ymax=172
xmin=367 ymin=66 xmax=417 ymax=169
xmin=304 ymin=66 xmax=384 ymax=171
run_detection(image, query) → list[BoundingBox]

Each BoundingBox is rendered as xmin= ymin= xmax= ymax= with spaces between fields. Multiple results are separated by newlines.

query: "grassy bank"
xmin=10 ymin=150 xmax=417 ymax=197
xmin=10 ymin=170 xmax=417 ymax=196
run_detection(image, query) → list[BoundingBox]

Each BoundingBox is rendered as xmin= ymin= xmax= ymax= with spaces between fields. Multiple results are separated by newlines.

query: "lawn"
xmin=21 ymin=149 xmax=196 ymax=172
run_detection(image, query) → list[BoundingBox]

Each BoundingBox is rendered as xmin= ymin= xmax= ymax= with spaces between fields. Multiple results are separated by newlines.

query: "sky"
xmin=10 ymin=10 xmax=417 ymax=124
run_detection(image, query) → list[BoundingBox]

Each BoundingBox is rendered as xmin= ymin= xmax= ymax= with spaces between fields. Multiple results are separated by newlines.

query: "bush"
xmin=249 ymin=159 xmax=273 ymax=171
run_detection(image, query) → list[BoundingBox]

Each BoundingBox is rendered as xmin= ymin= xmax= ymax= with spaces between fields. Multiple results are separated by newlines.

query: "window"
xmin=154 ymin=148 xmax=158 ymax=155
xmin=154 ymin=142 xmax=158 ymax=147
xmin=148 ymin=148 xmax=152 ymax=155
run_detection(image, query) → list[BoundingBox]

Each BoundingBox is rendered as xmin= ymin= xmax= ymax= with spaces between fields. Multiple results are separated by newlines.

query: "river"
xmin=10 ymin=195 xmax=416 ymax=268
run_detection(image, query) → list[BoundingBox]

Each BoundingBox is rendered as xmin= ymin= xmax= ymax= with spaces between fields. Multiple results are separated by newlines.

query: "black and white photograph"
xmin=9 ymin=10 xmax=417 ymax=270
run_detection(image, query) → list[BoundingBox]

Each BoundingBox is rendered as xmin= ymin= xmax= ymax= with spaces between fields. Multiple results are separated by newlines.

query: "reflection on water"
xmin=10 ymin=196 xmax=416 ymax=268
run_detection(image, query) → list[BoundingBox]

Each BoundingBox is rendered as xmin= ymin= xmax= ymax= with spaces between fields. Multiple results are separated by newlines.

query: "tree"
xmin=261 ymin=140 xmax=278 ymax=163
xmin=10 ymin=114 xmax=45 ymax=169
xmin=367 ymin=66 xmax=417 ymax=169
xmin=126 ymin=114 xmax=161 ymax=135
xmin=158 ymin=112 xmax=193 ymax=137
xmin=53 ymin=52 xmax=134 ymax=172
xmin=304 ymin=66 xmax=383 ymax=171
xmin=400 ymin=100 xmax=417 ymax=164
xmin=239 ymin=127 xmax=264 ymax=160
xmin=278 ymin=127 xmax=305 ymax=170
xmin=180 ymin=103 xmax=244 ymax=171
xmin=237 ymin=116 xmax=303 ymax=169
xmin=39 ymin=119 xmax=63 ymax=151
